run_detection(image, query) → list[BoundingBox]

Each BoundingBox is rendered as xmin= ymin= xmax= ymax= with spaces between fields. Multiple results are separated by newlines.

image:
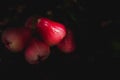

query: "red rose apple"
xmin=57 ymin=29 xmax=76 ymax=53
xmin=24 ymin=16 xmax=37 ymax=30
xmin=1 ymin=27 xmax=31 ymax=52
xmin=36 ymin=17 xmax=66 ymax=46
xmin=24 ymin=38 xmax=50 ymax=64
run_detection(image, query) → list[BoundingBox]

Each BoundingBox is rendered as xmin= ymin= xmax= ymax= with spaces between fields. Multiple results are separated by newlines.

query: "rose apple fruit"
xmin=1 ymin=27 xmax=31 ymax=52
xmin=24 ymin=16 xmax=37 ymax=30
xmin=24 ymin=38 xmax=50 ymax=64
xmin=36 ymin=17 xmax=66 ymax=46
xmin=57 ymin=29 xmax=76 ymax=53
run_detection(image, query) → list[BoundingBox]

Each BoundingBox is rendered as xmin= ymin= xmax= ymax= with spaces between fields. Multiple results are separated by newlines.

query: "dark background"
xmin=0 ymin=0 xmax=120 ymax=78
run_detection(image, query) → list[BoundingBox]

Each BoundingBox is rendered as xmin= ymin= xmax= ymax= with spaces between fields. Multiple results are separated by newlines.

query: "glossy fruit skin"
xmin=57 ymin=29 xmax=76 ymax=53
xmin=25 ymin=38 xmax=50 ymax=64
xmin=36 ymin=17 xmax=66 ymax=46
xmin=1 ymin=27 xmax=31 ymax=52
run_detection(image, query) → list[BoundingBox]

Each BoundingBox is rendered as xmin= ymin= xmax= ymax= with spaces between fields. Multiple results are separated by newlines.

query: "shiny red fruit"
xmin=36 ymin=17 xmax=66 ymax=46
xmin=57 ymin=29 xmax=76 ymax=53
xmin=25 ymin=38 xmax=50 ymax=64
xmin=1 ymin=27 xmax=31 ymax=52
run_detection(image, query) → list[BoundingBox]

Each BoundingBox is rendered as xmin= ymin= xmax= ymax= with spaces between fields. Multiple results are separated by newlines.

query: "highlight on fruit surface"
xmin=1 ymin=27 xmax=31 ymax=52
xmin=24 ymin=38 xmax=50 ymax=64
xmin=36 ymin=17 xmax=66 ymax=46
xmin=57 ymin=29 xmax=76 ymax=53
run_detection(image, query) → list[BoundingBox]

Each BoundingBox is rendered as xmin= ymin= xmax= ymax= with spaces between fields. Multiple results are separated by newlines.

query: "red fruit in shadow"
xmin=1 ymin=27 xmax=31 ymax=52
xmin=57 ymin=29 xmax=76 ymax=53
xmin=25 ymin=38 xmax=50 ymax=64
xmin=24 ymin=16 xmax=37 ymax=30
xmin=36 ymin=17 xmax=66 ymax=46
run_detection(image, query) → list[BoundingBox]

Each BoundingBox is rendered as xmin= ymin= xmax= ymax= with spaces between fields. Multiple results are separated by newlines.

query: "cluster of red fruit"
xmin=1 ymin=17 xmax=76 ymax=64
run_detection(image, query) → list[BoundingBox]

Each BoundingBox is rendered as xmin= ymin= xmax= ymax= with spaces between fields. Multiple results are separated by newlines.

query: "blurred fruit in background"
xmin=57 ymin=29 xmax=76 ymax=53
xmin=1 ymin=27 xmax=31 ymax=52
xmin=24 ymin=38 xmax=50 ymax=64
